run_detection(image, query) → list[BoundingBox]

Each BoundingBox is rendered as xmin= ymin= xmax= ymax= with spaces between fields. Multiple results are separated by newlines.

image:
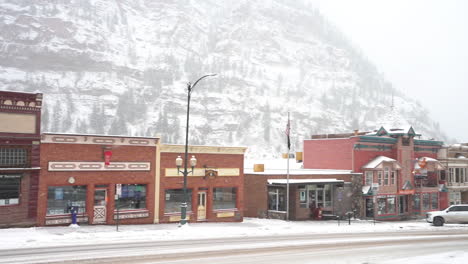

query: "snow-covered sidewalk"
xmin=0 ymin=218 xmax=466 ymax=250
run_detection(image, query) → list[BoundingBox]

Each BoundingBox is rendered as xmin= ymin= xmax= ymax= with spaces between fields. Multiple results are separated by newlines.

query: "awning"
xmin=267 ymin=179 xmax=344 ymax=185
xmin=362 ymin=156 xmax=402 ymax=170
xmin=362 ymin=186 xmax=372 ymax=195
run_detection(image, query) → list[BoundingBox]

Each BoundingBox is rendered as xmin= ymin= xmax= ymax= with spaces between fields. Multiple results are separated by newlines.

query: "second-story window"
xmin=378 ymin=171 xmax=383 ymax=185
xmin=391 ymin=171 xmax=396 ymax=185
xmin=365 ymin=171 xmax=373 ymax=186
xmin=384 ymin=167 xmax=390 ymax=185
xmin=0 ymin=148 xmax=27 ymax=167
xmin=449 ymin=168 xmax=467 ymax=183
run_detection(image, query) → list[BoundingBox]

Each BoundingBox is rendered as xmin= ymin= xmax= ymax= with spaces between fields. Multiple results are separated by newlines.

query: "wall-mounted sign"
xmin=205 ymin=169 xmax=218 ymax=179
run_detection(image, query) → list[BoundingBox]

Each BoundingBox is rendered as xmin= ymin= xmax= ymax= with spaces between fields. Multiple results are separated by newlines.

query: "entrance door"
xmin=197 ymin=191 xmax=207 ymax=221
xmin=399 ymin=196 xmax=408 ymax=215
xmin=93 ymin=189 xmax=107 ymax=224
xmin=365 ymin=198 xmax=374 ymax=218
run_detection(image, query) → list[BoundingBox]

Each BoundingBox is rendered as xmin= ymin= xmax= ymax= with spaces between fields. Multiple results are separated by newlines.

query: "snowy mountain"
xmin=0 ymin=0 xmax=449 ymax=158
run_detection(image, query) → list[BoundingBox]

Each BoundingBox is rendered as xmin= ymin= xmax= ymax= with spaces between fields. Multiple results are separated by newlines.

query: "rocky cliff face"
xmin=0 ymin=0 xmax=448 ymax=158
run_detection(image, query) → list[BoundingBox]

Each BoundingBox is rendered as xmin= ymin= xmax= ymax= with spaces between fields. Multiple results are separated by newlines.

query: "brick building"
xmin=304 ymin=126 xmax=448 ymax=220
xmin=158 ymin=144 xmax=246 ymax=223
xmin=37 ymin=133 xmax=158 ymax=226
xmin=0 ymin=91 xmax=42 ymax=227
xmin=244 ymin=159 xmax=362 ymax=220
xmin=438 ymin=144 xmax=468 ymax=205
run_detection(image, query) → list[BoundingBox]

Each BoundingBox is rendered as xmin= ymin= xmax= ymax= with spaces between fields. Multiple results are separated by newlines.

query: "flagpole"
xmin=286 ymin=112 xmax=290 ymax=221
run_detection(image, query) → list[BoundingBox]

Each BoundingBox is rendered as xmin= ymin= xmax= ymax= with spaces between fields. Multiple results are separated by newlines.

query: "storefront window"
xmin=47 ymin=186 xmax=87 ymax=215
xmin=213 ymin=187 xmax=237 ymax=210
xmin=164 ymin=189 xmax=192 ymax=213
xmin=387 ymin=196 xmax=396 ymax=214
xmin=431 ymin=193 xmax=438 ymax=210
xmin=324 ymin=185 xmax=332 ymax=208
xmin=268 ymin=187 xmax=285 ymax=211
xmin=413 ymin=194 xmax=421 ymax=211
xmin=377 ymin=197 xmax=387 ymax=215
xmin=0 ymin=174 xmax=21 ymax=205
xmin=116 ymin=184 xmax=146 ymax=210
xmin=422 ymin=193 xmax=430 ymax=210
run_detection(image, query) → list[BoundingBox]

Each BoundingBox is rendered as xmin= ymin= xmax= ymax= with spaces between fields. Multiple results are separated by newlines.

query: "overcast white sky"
xmin=310 ymin=0 xmax=468 ymax=142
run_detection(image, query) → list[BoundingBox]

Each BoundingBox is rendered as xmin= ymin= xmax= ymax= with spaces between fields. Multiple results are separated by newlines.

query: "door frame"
xmin=93 ymin=188 xmax=108 ymax=224
xmin=197 ymin=191 xmax=207 ymax=221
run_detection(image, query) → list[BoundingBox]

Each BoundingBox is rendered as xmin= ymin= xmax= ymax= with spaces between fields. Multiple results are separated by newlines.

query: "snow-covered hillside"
xmin=0 ymin=0 xmax=448 ymax=158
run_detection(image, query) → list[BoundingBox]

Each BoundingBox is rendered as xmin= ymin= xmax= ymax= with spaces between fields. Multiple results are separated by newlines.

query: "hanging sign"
xmin=104 ymin=150 xmax=112 ymax=165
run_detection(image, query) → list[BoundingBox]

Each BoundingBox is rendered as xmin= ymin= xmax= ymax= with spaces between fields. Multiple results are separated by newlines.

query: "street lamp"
xmin=176 ymin=74 xmax=216 ymax=226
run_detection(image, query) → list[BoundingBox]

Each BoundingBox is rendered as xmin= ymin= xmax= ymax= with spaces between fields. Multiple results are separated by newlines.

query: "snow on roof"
xmin=245 ymin=168 xmax=356 ymax=175
xmin=245 ymin=159 xmax=303 ymax=170
xmin=244 ymin=159 xmax=359 ymax=175
xmin=267 ymin=179 xmax=344 ymax=185
xmin=362 ymin=156 xmax=402 ymax=169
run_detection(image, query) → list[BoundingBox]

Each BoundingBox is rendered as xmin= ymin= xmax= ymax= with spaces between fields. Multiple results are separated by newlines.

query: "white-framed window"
xmin=268 ymin=187 xmax=285 ymax=211
xmin=378 ymin=171 xmax=383 ymax=185
xmin=391 ymin=171 xmax=396 ymax=185
xmin=365 ymin=171 xmax=373 ymax=186
xmin=384 ymin=167 xmax=390 ymax=185
xmin=449 ymin=168 xmax=467 ymax=183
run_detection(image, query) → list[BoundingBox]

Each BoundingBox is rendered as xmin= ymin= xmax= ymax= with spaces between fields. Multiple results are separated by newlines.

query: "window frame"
xmin=212 ymin=187 xmax=237 ymax=210
xmin=115 ymin=184 xmax=147 ymax=210
xmin=0 ymin=174 xmax=21 ymax=206
xmin=164 ymin=188 xmax=193 ymax=214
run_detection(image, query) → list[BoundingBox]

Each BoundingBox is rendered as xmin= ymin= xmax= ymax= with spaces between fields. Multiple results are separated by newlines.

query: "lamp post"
xmin=176 ymin=74 xmax=216 ymax=226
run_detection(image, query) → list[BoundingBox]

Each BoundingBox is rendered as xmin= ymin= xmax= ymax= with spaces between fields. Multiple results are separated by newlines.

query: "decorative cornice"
xmin=48 ymin=162 xmax=151 ymax=171
xmin=161 ymin=144 xmax=247 ymax=155
xmin=414 ymin=147 xmax=439 ymax=153
xmin=354 ymin=143 xmax=393 ymax=151
xmin=414 ymin=139 xmax=443 ymax=146
xmin=41 ymin=133 xmax=159 ymax=146
xmin=359 ymin=136 xmax=397 ymax=144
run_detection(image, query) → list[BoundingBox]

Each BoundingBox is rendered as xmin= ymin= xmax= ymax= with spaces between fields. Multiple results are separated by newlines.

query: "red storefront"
xmin=304 ymin=126 xmax=448 ymax=220
xmin=158 ymin=144 xmax=246 ymax=223
xmin=0 ymin=91 xmax=42 ymax=227
xmin=37 ymin=133 xmax=158 ymax=226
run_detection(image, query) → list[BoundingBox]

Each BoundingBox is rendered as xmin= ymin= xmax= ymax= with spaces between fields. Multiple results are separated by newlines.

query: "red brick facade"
xmin=158 ymin=145 xmax=246 ymax=223
xmin=304 ymin=127 xmax=448 ymax=220
xmin=0 ymin=91 xmax=42 ymax=227
xmin=244 ymin=172 xmax=359 ymax=220
xmin=37 ymin=134 xmax=158 ymax=226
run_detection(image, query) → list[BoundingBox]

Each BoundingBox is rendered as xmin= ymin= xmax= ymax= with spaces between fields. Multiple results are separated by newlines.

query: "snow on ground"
xmin=0 ymin=218 xmax=467 ymax=250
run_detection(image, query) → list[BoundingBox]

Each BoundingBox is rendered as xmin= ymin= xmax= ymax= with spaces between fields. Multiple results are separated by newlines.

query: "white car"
xmin=426 ymin=204 xmax=468 ymax=226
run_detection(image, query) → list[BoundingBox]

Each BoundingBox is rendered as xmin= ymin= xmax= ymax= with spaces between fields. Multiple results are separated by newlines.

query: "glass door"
xmin=197 ymin=191 xmax=207 ymax=221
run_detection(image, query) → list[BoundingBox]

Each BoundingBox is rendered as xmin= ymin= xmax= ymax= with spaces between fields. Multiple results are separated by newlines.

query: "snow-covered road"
xmin=1 ymin=218 xmax=468 ymax=263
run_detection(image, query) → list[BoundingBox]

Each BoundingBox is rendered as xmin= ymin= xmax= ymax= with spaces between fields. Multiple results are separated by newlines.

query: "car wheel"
xmin=433 ymin=217 xmax=444 ymax=226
